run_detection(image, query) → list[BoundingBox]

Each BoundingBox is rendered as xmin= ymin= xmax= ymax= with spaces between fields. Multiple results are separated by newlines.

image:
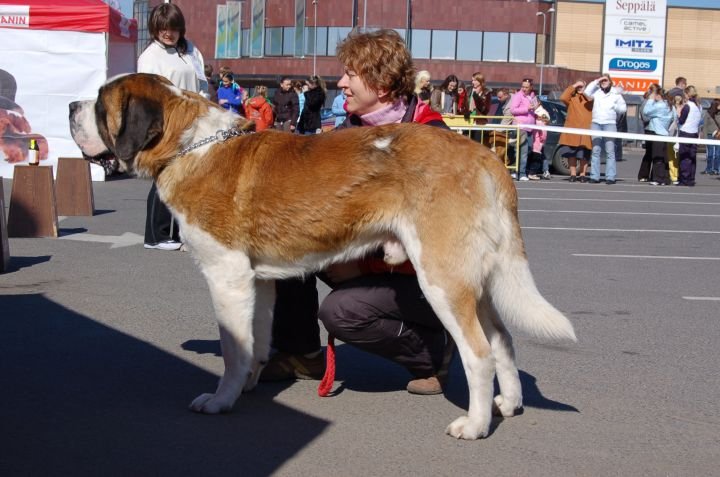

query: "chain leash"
xmin=176 ymin=127 xmax=250 ymax=157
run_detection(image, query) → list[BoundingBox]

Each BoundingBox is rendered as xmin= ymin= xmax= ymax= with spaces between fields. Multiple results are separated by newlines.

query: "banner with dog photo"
xmin=0 ymin=0 xmax=136 ymax=181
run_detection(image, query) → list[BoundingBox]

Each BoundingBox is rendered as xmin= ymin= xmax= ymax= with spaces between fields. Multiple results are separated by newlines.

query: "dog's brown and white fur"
xmin=69 ymin=74 xmax=575 ymax=439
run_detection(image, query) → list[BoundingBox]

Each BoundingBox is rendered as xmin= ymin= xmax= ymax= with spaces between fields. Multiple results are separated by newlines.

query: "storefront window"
xmin=283 ymin=27 xmax=295 ymax=56
xmin=327 ymin=27 xmax=352 ymax=56
xmin=456 ymin=31 xmax=482 ymax=61
xmin=306 ymin=27 xmax=328 ymax=56
xmin=294 ymin=0 xmax=305 ymax=57
xmin=410 ymin=29 xmax=431 ymax=59
xmin=250 ymin=0 xmax=265 ymax=57
xmin=265 ymin=27 xmax=283 ymax=56
xmin=509 ymin=33 xmax=536 ymax=63
xmin=482 ymin=32 xmax=509 ymax=61
xmin=431 ymin=30 xmax=456 ymax=60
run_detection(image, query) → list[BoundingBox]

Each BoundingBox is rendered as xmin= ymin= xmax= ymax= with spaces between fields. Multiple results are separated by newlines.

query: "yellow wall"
xmin=665 ymin=8 xmax=720 ymax=97
xmin=554 ymin=2 xmax=603 ymax=73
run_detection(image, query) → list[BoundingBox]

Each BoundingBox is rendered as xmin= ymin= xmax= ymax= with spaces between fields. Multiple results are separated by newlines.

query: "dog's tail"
xmin=488 ymin=257 xmax=576 ymax=342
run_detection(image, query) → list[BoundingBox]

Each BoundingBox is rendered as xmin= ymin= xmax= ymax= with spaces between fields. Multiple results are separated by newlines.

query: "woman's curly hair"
xmin=336 ymin=29 xmax=415 ymax=102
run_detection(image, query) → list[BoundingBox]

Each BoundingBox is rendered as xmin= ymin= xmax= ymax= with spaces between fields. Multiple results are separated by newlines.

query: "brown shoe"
xmin=259 ymin=350 xmax=325 ymax=382
xmin=406 ymin=333 xmax=456 ymax=395
xmin=407 ymin=375 xmax=444 ymax=395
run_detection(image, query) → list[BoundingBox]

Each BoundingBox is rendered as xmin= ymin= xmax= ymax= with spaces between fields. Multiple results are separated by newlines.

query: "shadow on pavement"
xmin=0 ymin=294 xmax=329 ymax=476
xmin=58 ymin=227 xmax=88 ymax=236
xmin=182 ymin=339 xmax=222 ymax=356
xmin=3 ymin=254 xmax=52 ymax=273
xmin=218 ymin=339 xmax=579 ymax=413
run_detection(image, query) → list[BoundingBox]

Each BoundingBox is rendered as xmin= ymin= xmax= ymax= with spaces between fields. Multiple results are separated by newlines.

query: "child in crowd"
xmin=529 ymin=106 xmax=551 ymax=180
xmin=244 ymin=85 xmax=274 ymax=131
xmin=217 ymin=73 xmax=245 ymax=115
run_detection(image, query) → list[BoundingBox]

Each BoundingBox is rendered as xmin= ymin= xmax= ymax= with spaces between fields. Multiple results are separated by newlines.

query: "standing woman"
xmin=137 ymin=3 xmax=205 ymax=250
xmin=677 ymin=86 xmax=702 ymax=186
xmin=641 ymin=87 xmax=676 ymax=186
xmin=559 ymin=80 xmax=593 ymax=182
xmin=293 ymin=80 xmax=306 ymax=122
xmin=637 ymin=83 xmax=661 ymax=182
xmin=466 ymin=72 xmax=491 ymax=122
xmin=297 ymin=75 xmax=326 ymax=135
xmin=414 ymin=70 xmax=432 ymax=105
xmin=430 ymin=74 xmax=459 ymax=115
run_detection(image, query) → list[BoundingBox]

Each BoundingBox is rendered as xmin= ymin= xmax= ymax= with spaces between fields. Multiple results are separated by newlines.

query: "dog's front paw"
xmin=189 ymin=393 xmax=234 ymax=414
xmin=445 ymin=416 xmax=489 ymax=440
xmin=493 ymin=394 xmax=523 ymax=417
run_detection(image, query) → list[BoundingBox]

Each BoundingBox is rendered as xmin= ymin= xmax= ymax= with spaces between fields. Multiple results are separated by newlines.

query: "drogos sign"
xmin=609 ymin=57 xmax=657 ymax=72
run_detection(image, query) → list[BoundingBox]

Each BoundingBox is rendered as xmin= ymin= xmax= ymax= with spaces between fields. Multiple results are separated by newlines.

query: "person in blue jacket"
xmin=641 ymin=87 xmax=677 ymax=186
xmin=217 ymin=73 xmax=245 ymax=115
xmin=331 ymin=91 xmax=347 ymax=128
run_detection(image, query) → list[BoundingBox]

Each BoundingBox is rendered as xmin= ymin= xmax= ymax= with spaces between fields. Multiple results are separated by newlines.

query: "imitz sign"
xmin=603 ymin=0 xmax=667 ymax=94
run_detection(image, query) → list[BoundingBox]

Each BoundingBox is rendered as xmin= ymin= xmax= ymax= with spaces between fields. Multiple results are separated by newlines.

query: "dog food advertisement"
xmin=0 ymin=0 xmax=136 ymax=180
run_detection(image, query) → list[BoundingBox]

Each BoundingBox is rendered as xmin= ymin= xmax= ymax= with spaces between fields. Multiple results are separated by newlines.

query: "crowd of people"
xmin=204 ymin=66 xmax=328 ymax=135
xmin=133 ymin=3 xmax=719 ymax=398
xmin=136 ymin=3 xmax=718 ymax=194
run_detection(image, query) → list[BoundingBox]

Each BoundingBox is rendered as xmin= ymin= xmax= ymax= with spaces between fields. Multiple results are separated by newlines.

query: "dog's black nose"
xmin=69 ymin=101 xmax=80 ymax=115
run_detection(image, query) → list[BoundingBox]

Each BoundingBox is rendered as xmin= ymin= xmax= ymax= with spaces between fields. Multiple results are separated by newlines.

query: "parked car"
xmin=485 ymin=97 xmax=572 ymax=175
xmin=320 ymin=107 xmax=337 ymax=132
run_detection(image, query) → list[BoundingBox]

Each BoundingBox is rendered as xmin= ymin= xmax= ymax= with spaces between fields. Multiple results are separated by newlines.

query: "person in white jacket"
xmin=137 ymin=3 xmax=205 ymax=251
xmin=583 ymin=74 xmax=627 ymax=184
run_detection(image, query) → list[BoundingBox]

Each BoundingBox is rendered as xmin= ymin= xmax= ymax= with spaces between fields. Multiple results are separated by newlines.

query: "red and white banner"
xmin=0 ymin=1 xmax=136 ymax=40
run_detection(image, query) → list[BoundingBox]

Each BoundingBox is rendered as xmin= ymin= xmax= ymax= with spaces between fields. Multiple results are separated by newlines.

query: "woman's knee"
xmin=318 ymin=290 xmax=365 ymax=338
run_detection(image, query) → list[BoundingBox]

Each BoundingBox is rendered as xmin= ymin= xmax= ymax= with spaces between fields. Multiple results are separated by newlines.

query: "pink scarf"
xmin=360 ymin=99 xmax=408 ymax=126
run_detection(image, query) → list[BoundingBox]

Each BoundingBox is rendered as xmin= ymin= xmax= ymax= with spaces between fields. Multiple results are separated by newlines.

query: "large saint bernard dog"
xmin=69 ymin=73 xmax=575 ymax=440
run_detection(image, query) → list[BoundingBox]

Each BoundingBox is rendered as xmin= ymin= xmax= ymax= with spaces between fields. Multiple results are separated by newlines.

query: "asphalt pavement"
xmin=1 ymin=148 xmax=719 ymax=476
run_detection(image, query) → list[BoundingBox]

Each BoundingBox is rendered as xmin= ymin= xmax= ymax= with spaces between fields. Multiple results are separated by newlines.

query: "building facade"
xmin=135 ymin=0 xmax=719 ymax=97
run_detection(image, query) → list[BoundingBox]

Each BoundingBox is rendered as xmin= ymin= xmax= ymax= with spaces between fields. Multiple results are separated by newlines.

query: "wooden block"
xmin=7 ymin=165 xmax=58 ymax=238
xmin=0 ymin=180 xmax=10 ymax=272
xmin=56 ymin=157 xmax=95 ymax=216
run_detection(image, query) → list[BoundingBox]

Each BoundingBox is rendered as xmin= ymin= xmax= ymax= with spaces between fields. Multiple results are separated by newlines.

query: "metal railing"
xmin=443 ymin=114 xmax=521 ymax=174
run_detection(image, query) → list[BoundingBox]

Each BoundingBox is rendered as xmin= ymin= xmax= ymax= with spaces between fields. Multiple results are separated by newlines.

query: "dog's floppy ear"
xmin=114 ymin=96 xmax=163 ymax=163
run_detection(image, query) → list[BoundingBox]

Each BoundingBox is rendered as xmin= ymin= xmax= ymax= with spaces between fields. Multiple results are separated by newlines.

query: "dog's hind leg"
xmin=190 ymin=252 xmax=256 ymax=414
xmin=413 ymin=268 xmax=495 ymax=439
xmin=244 ymin=279 xmax=275 ymax=392
xmin=478 ymin=296 xmax=522 ymax=417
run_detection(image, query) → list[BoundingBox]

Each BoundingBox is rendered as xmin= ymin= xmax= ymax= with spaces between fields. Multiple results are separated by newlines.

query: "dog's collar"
xmin=176 ymin=127 xmax=251 ymax=157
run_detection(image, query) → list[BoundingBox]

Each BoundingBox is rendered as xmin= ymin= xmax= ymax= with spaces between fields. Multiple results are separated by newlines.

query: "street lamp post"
xmin=363 ymin=0 xmax=367 ymax=31
xmin=313 ymin=0 xmax=318 ymax=76
xmin=536 ymin=7 xmax=555 ymax=97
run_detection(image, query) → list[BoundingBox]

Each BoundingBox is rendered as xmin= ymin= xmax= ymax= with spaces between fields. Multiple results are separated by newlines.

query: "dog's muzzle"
xmin=69 ymin=99 xmax=109 ymax=158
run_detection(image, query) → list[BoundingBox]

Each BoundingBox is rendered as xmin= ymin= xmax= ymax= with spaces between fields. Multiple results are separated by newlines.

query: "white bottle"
xmin=28 ymin=139 xmax=40 ymax=166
